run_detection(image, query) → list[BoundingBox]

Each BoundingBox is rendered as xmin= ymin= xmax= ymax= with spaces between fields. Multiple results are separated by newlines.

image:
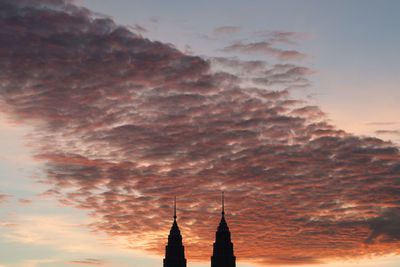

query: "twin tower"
xmin=163 ymin=194 xmax=236 ymax=267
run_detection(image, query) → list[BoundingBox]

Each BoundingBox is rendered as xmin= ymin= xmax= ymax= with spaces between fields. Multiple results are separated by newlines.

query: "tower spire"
xmin=211 ymin=192 xmax=236 ymax=267
xmin=222 ymin=191 xmax=225 ymax=216
xmin=164 ymin=197 xmax=186 ymax=267
xmin=174 ymin=196 xmax=177 ymax=220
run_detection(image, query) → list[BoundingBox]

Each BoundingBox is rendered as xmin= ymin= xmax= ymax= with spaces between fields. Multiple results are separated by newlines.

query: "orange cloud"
xmin=67 ymin=259 xmax=105 ymax=266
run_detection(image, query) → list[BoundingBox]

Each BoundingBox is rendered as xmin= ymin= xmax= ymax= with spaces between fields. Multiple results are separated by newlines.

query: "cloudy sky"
xmin=0 ymin=0 xmax=399 ymax=267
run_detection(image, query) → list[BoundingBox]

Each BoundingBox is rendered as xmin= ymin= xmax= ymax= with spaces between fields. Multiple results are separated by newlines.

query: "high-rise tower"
xmin=164 ymin=197 xmax=187 ymax=267
xmin=211 ymin=192 xmax=236 ymax=267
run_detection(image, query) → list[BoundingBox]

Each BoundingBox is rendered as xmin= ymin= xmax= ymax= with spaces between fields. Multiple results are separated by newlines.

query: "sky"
xmin=0 ymin=0 xmax=399 ymax=267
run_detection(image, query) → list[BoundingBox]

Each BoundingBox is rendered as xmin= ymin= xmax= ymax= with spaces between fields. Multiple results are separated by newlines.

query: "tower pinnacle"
xmin=222 ymin=191 xmax=225 ymax=216
xmin=174 ymin=196 xmax=177 ymax=220
xmin=211 ymin=192 xmax=236 ymax=267
xmin=163 ymin=197 xmax=186 ymax=267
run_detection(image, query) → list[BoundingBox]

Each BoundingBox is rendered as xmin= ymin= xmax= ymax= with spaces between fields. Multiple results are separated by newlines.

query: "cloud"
xmin=375 ymin=130 xmax=400 ymax=135
xmin=366 ymin=122 xmax=398 ymax=126
xmin=0 ymin=193 xmax=12 ymax=203
xmin=1 ymin=0 xmax=400 ymax=265
xmin=213 ymin=26 xmax=242 ymax=35
xmin=253 ymin=64 xmax=315 ymax=89
xmin=18 ymin=198 xmax=33 ymax=205
xmin=209 ymin=59 xmax=314 ymax=91
xmin=210 ymin=57 xmax=268 ymax=75
xmin=222 ymin=41 xmax=307 ymax=61
xmin=128 ymin=24 xmax=148 ymax=33
xmin=254 ymin=30 xmax=315 ymax=46
xmin=67 ymin=258 xmax=105 ymax=266
xmin=365 ymin=208 xmax=400 ymax=244
xmin=219 ymin=30 xmax=312 ymax=62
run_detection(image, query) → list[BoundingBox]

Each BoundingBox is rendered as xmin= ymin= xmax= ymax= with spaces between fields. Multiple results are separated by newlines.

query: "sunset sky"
xmin=0 ymin=1 xmax=399 ymax=267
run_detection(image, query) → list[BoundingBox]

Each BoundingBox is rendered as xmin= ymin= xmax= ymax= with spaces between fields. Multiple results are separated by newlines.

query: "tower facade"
xmin=211 ymin=193 xmax=236 ymax=267
xmin=163 ymin=198 xmax=187 ymax=267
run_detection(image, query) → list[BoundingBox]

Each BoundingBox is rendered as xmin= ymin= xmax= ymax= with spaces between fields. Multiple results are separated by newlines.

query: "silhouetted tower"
xmin=211 ymin=192 xmax=236 ymax=267
xmin=164 ymin=197 xmax=187 ymax=267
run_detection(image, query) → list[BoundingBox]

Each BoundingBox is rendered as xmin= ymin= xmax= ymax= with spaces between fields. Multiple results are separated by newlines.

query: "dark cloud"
xmin=1 ymin=0 xmax=400 ymax=265
xmin=365 ymin=208 xmax=400 ymax=244
xmin=11 ymin=0 xmax=71 ymax=8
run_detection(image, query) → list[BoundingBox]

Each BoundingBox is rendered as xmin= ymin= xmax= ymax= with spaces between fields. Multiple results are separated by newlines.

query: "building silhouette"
xmin=163 ymin=197 xmax=187 ymax=267
xmin=163 ymin=193 xmax=236 ymax=267
xmin=211 ymin=192 xmax=236 ymax=267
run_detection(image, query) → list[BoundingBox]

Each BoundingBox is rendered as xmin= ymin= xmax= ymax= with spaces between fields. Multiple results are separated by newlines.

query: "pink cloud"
xmin=213 ymin=26 xmax=242 ymax=35
xmin=376 ymin=130 xmax=400 ymax=135
xmin=255 ymin=30 xmax=316 ymax=45
xmin=0 ymin=193 xmax=12 ymax=204
xmin=1 ymin=0 xmax=400 ymax=265
xmin=222 ymin=42 xmax=307 ymax=61
xmin=18 ymin=199 xmax=33 ymax=205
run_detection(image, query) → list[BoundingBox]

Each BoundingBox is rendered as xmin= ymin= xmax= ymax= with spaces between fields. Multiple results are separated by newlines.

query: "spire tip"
xmin=174 ymin=196 xmax=177 ymax=220
xmin=222 ymin=191 xmax=225 ymax=216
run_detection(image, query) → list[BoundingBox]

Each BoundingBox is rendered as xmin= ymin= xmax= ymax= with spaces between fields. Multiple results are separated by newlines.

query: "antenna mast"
xmin=222 ymin=191 xmax=225 ymax=216
xmin=174 ymin=196 xmax=177 ymax=220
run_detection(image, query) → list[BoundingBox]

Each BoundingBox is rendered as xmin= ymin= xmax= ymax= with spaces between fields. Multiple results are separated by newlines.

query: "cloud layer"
xmin=1 ymin=0 xmax=400 ymax=265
